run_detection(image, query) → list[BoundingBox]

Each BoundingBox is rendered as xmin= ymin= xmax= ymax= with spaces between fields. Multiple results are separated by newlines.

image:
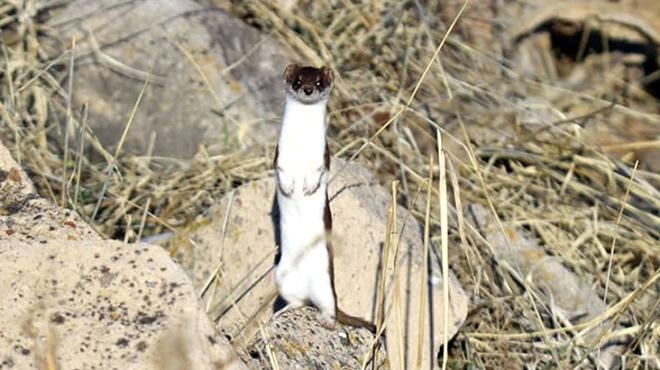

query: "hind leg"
xmin=275 ymin=264 xmax=307 ymax=312
xmin=309 ymin=267 xmax=336 ymax=329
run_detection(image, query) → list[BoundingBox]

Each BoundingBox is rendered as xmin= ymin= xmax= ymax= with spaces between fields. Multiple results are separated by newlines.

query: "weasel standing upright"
xmin=274 ymin=63 xmax=374 ymax=331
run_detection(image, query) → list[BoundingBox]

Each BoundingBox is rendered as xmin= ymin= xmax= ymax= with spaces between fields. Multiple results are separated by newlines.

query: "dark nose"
xmin=303 ymin=87 xmax=313 ymax=95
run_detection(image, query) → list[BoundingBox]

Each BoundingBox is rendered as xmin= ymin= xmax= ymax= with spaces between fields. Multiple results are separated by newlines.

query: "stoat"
xmin=274 ymin=63 xmax=375 ymax=332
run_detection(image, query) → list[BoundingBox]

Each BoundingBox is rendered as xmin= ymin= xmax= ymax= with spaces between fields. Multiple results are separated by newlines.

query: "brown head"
xmin=283 ymin=63 xmax=334 ymax=104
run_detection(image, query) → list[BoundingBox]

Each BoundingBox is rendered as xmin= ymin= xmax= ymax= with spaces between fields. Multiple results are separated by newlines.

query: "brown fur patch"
xmin=283 ymin=64 xmax=334 ymax=93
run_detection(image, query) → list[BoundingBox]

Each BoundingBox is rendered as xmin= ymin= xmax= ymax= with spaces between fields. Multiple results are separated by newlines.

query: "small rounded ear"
xmin=321 ymin=66 xmax=334 ymax=86
xmin=283 ymin=63 xmax=301 ymax=81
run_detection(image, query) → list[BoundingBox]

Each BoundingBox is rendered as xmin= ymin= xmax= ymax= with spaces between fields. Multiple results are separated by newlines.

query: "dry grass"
xmin=1 ymin=0 xmax=658 ymax=369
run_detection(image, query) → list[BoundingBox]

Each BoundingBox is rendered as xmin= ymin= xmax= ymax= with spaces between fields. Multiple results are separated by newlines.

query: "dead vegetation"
xmin=1 ymin=0 xmax=658 ymax=369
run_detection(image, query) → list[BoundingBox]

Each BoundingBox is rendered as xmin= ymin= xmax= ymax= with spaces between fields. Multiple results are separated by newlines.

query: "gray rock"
xmin=50 ymin=0 xmax=291 ymax=158
xmin=242 ymin=306 xmax=387 ymax=370
xmin=0 ymin=240 xmax=245 ymax=370
xmin=0 ymin=140 xmax=248 ymax=369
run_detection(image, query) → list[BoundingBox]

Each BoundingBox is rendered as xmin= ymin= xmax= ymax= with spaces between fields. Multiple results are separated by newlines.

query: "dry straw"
xmin=1 ymin=0 xmax=658 ymax=368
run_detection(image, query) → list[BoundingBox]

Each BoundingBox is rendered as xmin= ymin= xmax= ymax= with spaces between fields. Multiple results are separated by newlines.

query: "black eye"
xmin=293 ymin=79 xmax=302 ymax=88
xmin=316 ymin=81 xmax=322 ymax=88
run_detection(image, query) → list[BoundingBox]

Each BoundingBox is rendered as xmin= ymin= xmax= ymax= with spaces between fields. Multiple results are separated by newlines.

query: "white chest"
xmin=276 ymin=96 xmax=328 ymax=173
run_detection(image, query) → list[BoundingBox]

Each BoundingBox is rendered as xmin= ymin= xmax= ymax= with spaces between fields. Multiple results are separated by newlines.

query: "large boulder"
xmin=49 ymin=0 xmax=291 ymax=158
xmin=0 ymin=240 xmax=246 ymax=370
xmin=0 ymin=140 xmax=247 ymax=370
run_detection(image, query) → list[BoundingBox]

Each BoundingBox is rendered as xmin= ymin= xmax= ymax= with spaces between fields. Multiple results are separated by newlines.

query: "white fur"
xmin=275 ymin=94 xmax=335 ymax=323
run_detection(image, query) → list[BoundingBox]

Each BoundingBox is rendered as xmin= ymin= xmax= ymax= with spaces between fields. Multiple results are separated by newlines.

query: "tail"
xmin=336 ymin=309 xmax=378 ymax=334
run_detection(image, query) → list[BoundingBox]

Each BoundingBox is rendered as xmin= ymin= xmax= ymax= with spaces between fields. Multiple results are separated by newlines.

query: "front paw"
xmin=302 ymin=176 xmax=321 ymax=196
xmin=279 ymin=182 xmax=295 ymax=197
xmin=302 ymin=167 xmax=325 ymax=196
xmin=277 ymin=169 xmax=295 ymax=197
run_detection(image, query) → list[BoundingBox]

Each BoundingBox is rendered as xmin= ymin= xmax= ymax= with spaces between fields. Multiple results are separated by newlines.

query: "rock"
xmin=177 ymin=158 xmax=469 ymax=369
xmin=508 ymin=0 xmax=660 ymax=172
xmin=0 ymin=240 xmax=245 ymax=370
xmin=0 ymin=143 xmax=99 ymax=243
xmin=467 ymin=204 xmax=625 ymax=369
xmin=242 ymin=306 xmax=386 ymax=369
xmin=49 ymin=0 xmax=291 ymax=158
xmin=0 ymin=140 xmax=248 ymax=370
xmin=509 ymin=1 xmax=660 ymax=44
